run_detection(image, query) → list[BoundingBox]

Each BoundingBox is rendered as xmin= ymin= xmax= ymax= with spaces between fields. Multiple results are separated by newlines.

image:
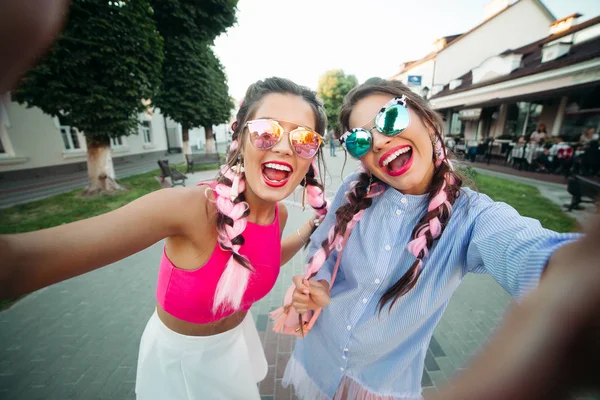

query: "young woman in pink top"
xmin=0 ymin=77 xmax=329 ymax=399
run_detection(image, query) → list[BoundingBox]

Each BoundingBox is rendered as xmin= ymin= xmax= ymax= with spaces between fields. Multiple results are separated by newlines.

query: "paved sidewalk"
xmin=1 ymin=152 xmax=575 ymax=399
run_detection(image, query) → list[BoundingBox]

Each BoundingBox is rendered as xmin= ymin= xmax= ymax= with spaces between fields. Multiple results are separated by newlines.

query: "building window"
xmin=58 ymin=116 xmax=81 ymax=151
xmin=111 ymin=136 xmax=125 ymax=148
xmin=504 ymin=102 xmax=543 ymax=138
xmin=142 ymin=121 xmax=152 ymax=144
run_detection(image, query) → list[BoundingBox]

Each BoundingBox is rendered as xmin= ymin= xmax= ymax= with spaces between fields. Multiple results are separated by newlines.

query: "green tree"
xmin=14 ymin=0 xmax=163 ymax=195
xmin=317 ymin=70 xmax=358 ymax=135
xmin=150 ymin=0 xmax=237 ymax=41
xmin=154 ymin=39 xmax=233 ymax=154
xmin=151 ymin=0 xmax=237 ymax=156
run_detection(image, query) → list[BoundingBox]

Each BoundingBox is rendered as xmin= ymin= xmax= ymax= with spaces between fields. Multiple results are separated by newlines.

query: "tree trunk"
xmin=85 ymin=136 xmax=123 ymax=195
xmin=182 ymin=125 xmax=191 ymax=163
xmin=204 ymin=125 xmax=216 ymax=153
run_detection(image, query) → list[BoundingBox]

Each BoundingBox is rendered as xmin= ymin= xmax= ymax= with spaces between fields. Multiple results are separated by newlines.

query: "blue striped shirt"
xmin=288 ymin=172 xmax=580 ymax=399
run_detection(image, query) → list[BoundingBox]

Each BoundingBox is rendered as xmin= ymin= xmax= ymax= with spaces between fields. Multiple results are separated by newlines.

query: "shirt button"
xmin=347 ymin=325 xmax=352 ymax=331
xmin=362 ymin=298 xmax=367 ymax=304
xmin=375 ymin=278 xmax=381 ymax=284
xmin=344 ymin=348 xmax=349 ymax=352
xmin=396 ymin=209 xmax=402 ymax=215
xmin=385 ymin=245 xmax=391 ymax=251
xmin=340 ymin=367 xmax=345 ymax=372
xmin=401 ymin=198 xmax=407 ymax=204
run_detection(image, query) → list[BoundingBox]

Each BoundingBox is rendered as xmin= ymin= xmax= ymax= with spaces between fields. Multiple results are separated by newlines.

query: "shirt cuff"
xmin=312 ymin=254 xmax=337 ymax=285
xmin=517 ymin=233 xmax=581 ymax=301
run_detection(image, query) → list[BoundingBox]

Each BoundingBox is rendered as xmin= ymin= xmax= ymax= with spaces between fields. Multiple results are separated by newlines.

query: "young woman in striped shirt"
xmin=285 ymin=78 xmax=583 ymax=400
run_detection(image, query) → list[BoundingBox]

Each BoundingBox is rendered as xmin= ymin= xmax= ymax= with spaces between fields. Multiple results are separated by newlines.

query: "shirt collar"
xmin=381 ymin=185 xmax=429 ymax=209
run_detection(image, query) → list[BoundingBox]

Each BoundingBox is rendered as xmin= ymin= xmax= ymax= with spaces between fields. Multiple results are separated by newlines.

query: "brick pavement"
xmin=0 ymin=152 xmax=569 ymax=400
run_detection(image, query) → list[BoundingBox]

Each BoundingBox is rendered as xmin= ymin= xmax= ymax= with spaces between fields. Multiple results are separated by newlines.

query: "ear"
xmin=231 ymin=121 xmax=239 ymax=132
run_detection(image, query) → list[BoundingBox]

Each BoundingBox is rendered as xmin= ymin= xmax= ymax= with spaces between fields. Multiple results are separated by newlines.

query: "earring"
xmin=230 ymin=157 xmax=245 ymax=202
xmin=301 ymin=180 xmax=307 ymax=211
xmin=432 ymin=136 xmax=444 ymax=167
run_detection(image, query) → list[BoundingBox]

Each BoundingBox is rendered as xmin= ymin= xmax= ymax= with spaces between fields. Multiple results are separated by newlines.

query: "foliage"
xmin=14 ymin=0 xmax=164 ymax=140
xmin=317 ymin=70 xmax=358 ymax=134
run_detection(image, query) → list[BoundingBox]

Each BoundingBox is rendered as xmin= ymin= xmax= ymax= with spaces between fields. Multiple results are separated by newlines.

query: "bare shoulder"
xmin=170 ymin=184 xmax=218 ymax=227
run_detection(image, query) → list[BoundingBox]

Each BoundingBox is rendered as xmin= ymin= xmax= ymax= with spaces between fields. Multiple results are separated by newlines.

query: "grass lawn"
xmin=472 ymin=173 xmax=577 ymax=233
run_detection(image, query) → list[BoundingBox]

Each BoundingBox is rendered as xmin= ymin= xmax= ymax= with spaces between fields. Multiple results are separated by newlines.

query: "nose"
xmin=371 ymin=130 xmax=392 ymax=153
xmin=271 ymin=132 xmax=294 ymax=157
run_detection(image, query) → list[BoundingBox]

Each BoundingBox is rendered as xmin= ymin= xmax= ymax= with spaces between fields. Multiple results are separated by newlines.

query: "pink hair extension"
xmin=211 ymin=165 xmax=253 ymax=313
xmin=406 ymin=175 xmax=452 ymax=261
xmin=306 ymin=184 xmax=327 ymax=218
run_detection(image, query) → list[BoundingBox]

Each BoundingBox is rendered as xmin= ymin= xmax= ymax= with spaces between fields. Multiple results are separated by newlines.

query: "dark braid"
xmin=305 ymin=171 xmax=379 ymax=277
xmin=333 ymin=78 xmax=466 ymax=314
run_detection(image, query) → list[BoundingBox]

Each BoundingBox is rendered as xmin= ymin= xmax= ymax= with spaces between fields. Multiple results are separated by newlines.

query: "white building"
xmin=0 ymin=95 xmax=231 ymax=181
xmin=431 ymin=0 xmax=555 ymax=95
xmin=430 ymin=13 xmax=600 ymax=145
xmin=389 ymin=35 xmax=462 ymax=98
xmin=391 ymin=0 xmax=557 ymax=100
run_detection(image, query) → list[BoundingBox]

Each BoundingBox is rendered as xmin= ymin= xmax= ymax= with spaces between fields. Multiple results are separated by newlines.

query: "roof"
xmin=431 ymin=14 xmax=600 ymax=99
xmin=390 ymin=34 xmax=463 ymax=79
xmin=436 ymin=0 xmax=556 ymax=55
xmin=390 ymin=0 xmax=554 ymax=79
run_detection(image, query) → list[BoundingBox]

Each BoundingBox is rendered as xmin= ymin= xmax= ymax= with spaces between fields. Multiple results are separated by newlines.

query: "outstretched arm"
xmin=0 ymin=186 xmax=212 ymax=300
xmin=432 ymin=218 xmax=600 ymax=400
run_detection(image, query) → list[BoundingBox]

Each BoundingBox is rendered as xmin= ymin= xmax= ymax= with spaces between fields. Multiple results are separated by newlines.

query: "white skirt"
xmin=135 ymin=310 xmax=267 ymax=400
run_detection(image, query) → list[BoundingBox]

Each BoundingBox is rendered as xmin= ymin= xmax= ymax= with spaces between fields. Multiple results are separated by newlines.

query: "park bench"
xmin=566 ymin=175 xmax=600 ymax=211
xmin=185 ymin=152 xmax=222 ymax=174
xmin=157 ymin=159 xmax=187 ymax=187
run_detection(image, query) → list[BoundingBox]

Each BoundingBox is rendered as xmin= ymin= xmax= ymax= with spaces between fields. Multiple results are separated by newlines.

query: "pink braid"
xmin=212 ymin=164 xmax=252 ymax=313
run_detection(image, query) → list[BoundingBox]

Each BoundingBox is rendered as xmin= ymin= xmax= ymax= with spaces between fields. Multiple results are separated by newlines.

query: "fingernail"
xmin=302 ymin=289 xmax=310 ymax=295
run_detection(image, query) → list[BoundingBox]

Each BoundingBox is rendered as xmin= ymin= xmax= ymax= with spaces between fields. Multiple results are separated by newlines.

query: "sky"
xmin=213 ymin=0 xmax=600 ymax=100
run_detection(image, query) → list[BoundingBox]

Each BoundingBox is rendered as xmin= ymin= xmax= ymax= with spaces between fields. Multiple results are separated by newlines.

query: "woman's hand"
xmin=291 ymin=276 xmax=330 ymax=314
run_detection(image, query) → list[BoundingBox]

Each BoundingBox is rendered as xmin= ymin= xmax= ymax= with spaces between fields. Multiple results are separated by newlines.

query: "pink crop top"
xmin=156 ymin=182 xmax=281 ymax=324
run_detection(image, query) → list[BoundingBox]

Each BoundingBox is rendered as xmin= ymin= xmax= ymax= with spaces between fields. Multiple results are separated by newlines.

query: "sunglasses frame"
xmin=339 ymin=95 xmax=410 ymax=158
xmin=246 ymin=119 xmax=323 ymax=159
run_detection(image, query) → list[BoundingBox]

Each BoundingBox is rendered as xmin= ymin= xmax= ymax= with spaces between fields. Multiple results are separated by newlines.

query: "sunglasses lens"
xmin=375 ymin=104 xmax=410 ymax=136
xmin=248 ymin=120 xmax=282 ymax=150
xmin=345 ymin=129 xmax=371 ymax=158
xmin=291 ymin=128 xmax=321 ymax=158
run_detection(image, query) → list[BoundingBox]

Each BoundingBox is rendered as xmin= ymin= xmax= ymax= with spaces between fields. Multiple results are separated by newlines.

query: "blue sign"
xmin=407 ymin=75 xmax=422 ymax=86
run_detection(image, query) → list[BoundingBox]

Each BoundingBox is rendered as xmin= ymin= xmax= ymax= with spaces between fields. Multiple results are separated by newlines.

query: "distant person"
xmin=579 ymin=126 xmax=599 ymax=146
xmin=329 ymin=129 xmax=337 ymax=157
xmin=530 ymin=123 xmax=547 ymax=143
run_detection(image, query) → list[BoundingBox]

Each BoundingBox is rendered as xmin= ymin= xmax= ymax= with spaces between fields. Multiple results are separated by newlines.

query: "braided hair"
xmin=305 ymin=78 xmax=463 ymax=314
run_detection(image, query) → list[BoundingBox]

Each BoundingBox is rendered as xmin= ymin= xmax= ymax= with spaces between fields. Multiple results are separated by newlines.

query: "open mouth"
xmin=261 ymin=161 xmax=293 ymax=187
xmin=380 ymin=146 xmax=413 ymax=177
